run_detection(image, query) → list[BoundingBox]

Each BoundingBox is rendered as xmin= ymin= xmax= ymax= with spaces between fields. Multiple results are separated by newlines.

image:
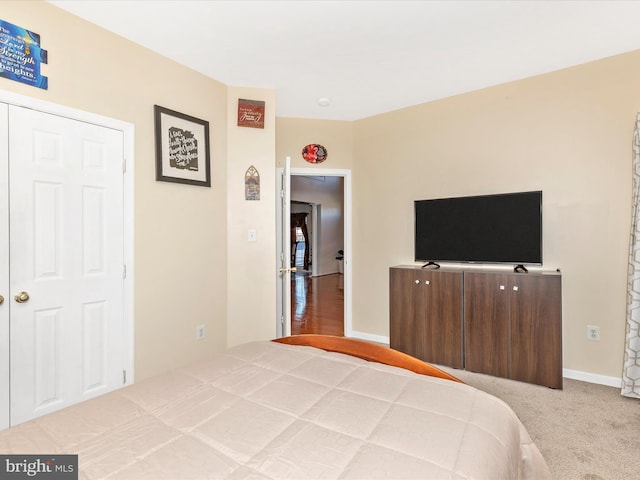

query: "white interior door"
xmin=0 ymin=103 xmax=9 ymax=430
xmin=8 ymin=105 xmax=125 ymax=425
xmin=276 ymin=157 xmax=291 ymax=338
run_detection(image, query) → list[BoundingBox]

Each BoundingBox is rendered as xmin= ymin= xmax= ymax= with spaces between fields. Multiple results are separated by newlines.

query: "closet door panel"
xmin=0 ymin=102 xmax=8 ymax=430
xmin=8 ymin=106 xmax=125 ymax=425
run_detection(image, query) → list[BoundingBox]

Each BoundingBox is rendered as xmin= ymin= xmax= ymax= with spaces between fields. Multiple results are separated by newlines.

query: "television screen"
xmin=414 ymin=191 xmax=542 ymax=265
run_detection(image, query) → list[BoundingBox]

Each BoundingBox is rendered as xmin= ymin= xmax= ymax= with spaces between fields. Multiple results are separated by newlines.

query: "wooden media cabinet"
xmin=389 ymin=265 xmax=562 ymax=388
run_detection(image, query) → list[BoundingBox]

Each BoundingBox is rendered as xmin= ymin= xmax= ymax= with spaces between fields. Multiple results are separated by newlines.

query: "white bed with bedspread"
xmin=0 ymin=336 xmax=550 ymax=479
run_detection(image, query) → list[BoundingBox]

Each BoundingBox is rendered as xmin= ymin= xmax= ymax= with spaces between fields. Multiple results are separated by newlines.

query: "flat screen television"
xmin=414 ymin=190 xmax=542 ymax=266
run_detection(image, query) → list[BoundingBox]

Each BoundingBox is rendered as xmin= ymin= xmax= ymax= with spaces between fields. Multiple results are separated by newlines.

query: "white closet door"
xmin=0 ymin=103 xmax=9 ymax=430
xmin=9 ymin=105 xmax=125 ymax=425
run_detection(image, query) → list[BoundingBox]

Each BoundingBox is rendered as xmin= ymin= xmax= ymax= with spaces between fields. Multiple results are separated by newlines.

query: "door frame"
xmin=276 ymin=167 xmax=352 ymax=337
xmin=0 ymin=90 xmax=135 ymax=426
xmin=310 ymin=202 xmax=319 ymax=278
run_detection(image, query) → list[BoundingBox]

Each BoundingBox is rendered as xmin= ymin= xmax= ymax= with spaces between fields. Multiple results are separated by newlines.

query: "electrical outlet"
xmin=586 ymin=325 xmax=600 ymax=341
xmin=196 ymin=324 xmax=205 ymax=340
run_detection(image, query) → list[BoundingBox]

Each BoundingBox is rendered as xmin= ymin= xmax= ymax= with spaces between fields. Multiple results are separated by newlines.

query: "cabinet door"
xmin=423 ymin=271 xmax=463 ymax=368
xmin=389 ymin=268 xmax=425 ymax=359
xmin=510 ymin=274 xmax=562 ymax=388
xmin=464 ymin=272 xmax=510 ymax=377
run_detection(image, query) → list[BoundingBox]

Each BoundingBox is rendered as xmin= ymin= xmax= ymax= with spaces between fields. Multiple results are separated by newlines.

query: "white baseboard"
xmin=563 ymin=368 xmax=622 ymax=388
xmin=349 ymin=330 xmax=390 ymax=346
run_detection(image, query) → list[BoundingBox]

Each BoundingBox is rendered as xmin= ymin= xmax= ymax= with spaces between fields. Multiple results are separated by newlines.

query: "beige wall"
xmin=276 ymin=118 xmax=354 ymax=169
xmin=276 ymin=52 xmax=640 ymax=380
xmin=351 ymin=50 xmax=640 ymax=379
xmin=9 ymin=1 xmax=639 ymax=382
xmin=226 ymin=88 xmax=277 ymax=347
xmin=2 ymin=1 xmax=230 ymax=380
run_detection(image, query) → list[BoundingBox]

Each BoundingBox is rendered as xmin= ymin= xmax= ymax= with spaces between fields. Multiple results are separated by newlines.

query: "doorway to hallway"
xmin=290 ymin=175 xmax=345 ymax=336
xmin=276 ymin=166 xmax=351 ymax=339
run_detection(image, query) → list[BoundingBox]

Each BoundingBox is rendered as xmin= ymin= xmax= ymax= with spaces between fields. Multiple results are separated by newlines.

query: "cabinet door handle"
xmin=415 ymin=279 xmax=420 ymax=284
xmin=513 ymin=286 xmax=519 ymax=291
xmin=499 ymin=285 xmax=505 ymax=290
xmin=425 ymin=280 xmax=430 ymax=285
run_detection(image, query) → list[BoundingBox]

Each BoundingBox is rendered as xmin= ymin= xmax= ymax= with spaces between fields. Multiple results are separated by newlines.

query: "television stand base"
xmin=421 ymin=261 xmax=441 ymax=269
xmin=514 ymin=264 xmax=528 ymax=273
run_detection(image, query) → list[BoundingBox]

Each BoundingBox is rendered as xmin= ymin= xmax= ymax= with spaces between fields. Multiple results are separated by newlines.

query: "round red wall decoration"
xmin=302 ymin=144 xmax=328 ymax=164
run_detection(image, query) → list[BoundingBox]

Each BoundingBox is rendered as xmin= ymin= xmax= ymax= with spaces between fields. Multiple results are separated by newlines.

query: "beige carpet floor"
xmin=441 ymin=367 xmax=640 ymax=479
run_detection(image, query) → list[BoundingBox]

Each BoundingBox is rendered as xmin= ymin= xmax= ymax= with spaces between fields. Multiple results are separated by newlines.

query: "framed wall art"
xmin=154 ymin=105 xmax=211 ymax=187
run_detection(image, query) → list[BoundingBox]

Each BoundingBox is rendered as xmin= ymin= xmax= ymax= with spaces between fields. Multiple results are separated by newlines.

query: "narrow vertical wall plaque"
xmin=245 ymin=165 xmax=260 ymax=200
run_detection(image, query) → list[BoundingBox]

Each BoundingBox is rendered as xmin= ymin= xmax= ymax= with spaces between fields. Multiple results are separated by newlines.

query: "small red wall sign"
xmin=237 ymin=99 xmax=265 ymax=129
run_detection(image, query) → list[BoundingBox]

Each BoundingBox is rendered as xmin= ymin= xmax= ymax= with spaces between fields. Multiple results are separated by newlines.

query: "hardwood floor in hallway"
xmin=291 ymin=272 xmax=344 ymax=336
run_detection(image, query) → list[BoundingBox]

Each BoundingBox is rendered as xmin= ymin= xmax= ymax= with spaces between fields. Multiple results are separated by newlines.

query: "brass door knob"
xmin=0 ymin=295 xmax=4 ymax=305
xmin=14 ymin=291 xmax=29 ymax=303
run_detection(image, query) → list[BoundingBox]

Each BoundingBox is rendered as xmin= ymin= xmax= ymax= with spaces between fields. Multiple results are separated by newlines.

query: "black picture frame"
xmin=154 ymin=105 xmax=211 ymax=187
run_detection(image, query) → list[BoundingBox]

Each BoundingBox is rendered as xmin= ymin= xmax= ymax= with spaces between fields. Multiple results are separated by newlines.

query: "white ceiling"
xmin=49 ymin=0 xmax=640 ymax=121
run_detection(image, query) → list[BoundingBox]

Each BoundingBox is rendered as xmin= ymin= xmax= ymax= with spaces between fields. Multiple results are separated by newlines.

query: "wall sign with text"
xmin=0 ymin=19 xmax=48 ymax=89
xmin=237 ymin=99 xmax=265 ymax=129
